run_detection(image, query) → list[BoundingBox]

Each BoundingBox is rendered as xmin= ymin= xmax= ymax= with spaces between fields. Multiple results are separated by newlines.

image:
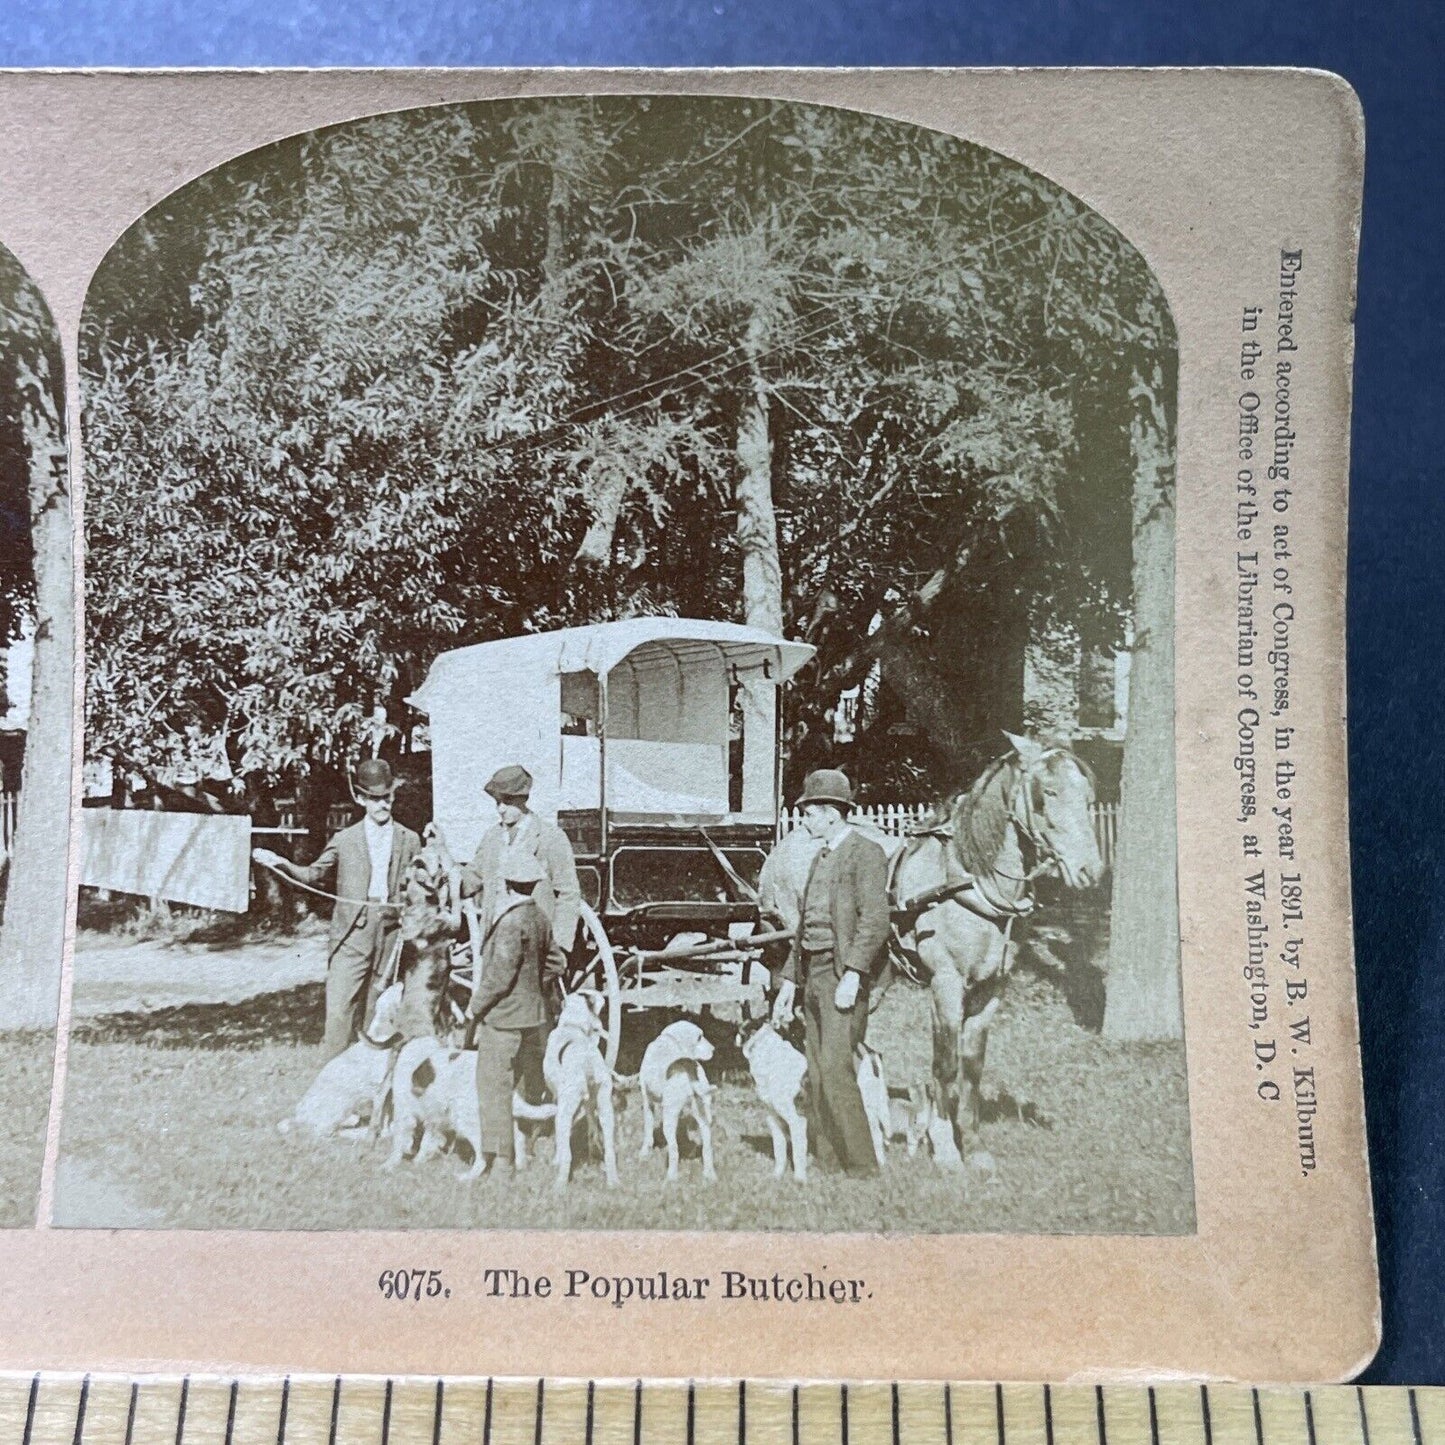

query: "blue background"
xmin=2 ymin=0 xmax=1439 ymax=1385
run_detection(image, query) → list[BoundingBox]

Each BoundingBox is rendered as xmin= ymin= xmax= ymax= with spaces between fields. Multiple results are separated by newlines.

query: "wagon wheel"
xmin=558 ymin=901 xmax=622 ymax=1071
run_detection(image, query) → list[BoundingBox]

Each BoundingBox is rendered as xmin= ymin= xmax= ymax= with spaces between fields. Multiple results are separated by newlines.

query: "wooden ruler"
xmin=2 ymin=1377 xmax=1439 ymax=1445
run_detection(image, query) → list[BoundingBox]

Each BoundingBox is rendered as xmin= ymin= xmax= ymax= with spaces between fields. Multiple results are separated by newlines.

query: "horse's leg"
xmin=960 ymin=978 xmax=1003 ymax=1134
xmin=927 ymin=963 xmax=966 ymax=1171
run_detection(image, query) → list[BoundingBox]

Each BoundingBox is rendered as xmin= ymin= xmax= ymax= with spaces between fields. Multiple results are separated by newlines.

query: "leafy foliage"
xmin=82 ymin=96 xmax=1174 ymax=801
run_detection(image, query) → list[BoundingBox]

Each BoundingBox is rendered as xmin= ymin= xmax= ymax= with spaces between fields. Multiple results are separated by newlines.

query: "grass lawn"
xmin=54 ymin=963 xmax=1195 ymax=1234
xmin=0 ymin=1031 xmax=54 ymax=1227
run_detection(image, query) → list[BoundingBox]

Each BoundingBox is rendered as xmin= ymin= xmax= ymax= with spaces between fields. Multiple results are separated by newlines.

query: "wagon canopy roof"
xmin=408 ymin=617 xmax=815 ymax=715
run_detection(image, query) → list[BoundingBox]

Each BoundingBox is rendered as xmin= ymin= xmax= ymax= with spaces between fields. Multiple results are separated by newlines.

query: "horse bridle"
xmin=1003 ymin=747 xmax=1090 ymax=886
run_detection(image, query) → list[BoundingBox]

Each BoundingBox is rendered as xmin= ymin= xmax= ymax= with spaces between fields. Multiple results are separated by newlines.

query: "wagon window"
xmin=560 ymin=669 xmax=599 ymax=737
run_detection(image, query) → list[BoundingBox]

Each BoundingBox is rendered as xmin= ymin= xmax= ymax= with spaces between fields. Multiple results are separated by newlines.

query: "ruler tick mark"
xmin=1201 ymin=1386 xmax=1213 ymax=1445
xmin=382 ymin=1379 xmax=394 ymax=1445
xmin=996 ymin=1382 xmax=1006 ymax=1445
xmin=1097 ymin=1386 xmax=1108 ymax=1445
xmin=587 ymin=1381 xmax=596 ymax=1445
xmin=125 ymin=1380 xmax=138 ymax=1445
xmin=433 ymin=1379 xmax=444 ymax=1445
xmin=277 ymin=1376 xmax=291 ymax=1445
xmin=22 ymin=1373 xmax=38 ymax=1445
xmin=842 ymin=1383 xmax=850 ymax=1445
xmin=1148 ymin=1388 xmax=1159 ymax=1445
xmin=1305 ymin=1391 xmax=1317 ymax=1445
xmin=328 ymin=1376 xmax=341 ymax=1445
xmin=945 ymin=1383 xmax=954 ymax=1445
xmin=225 ymin=1381 xmax=238 ymax=1445
xmin=485 ymin=1378 xmax=494 ymax=1445
xmin=738 ymin=1379 xmax=746 ymax=1445
xmin=1410 ymin=1390 xmax=1424 ymax=1445
xmin=1046 ymin=1385 xmax=1056 ymax=1445
xmin=892 ymin=1382 xmax=901 ymax=1445
xmin=688 ymin=1382 xmax=697 ymax=1445
xmin=176 ymin=1376 xmax=190 ymax=1445
xmin=72 ymin=1373 xmax=90 ymax=1445
xmin=1357 ymin=1388 xmax=1371 ymax=1445
xmin=792 ymin=1385 xmax=800 ymax=1445
xmin=633 ymin=1379 xmax=643 ymax=1445
xmin=1253 ymin=1389 xmax=1265 ymax=1445
xmin=534 ymin=1378 xmax=545 ymax=1445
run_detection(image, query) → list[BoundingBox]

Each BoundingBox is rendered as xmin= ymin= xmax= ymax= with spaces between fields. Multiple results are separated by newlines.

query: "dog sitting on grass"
xmin=279 ymin=982 xmax=405 ymax=1140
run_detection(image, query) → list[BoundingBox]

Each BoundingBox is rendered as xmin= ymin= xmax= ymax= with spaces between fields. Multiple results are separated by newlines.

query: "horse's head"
xmin=1005 ymin=732 xmax=1103 ymax=891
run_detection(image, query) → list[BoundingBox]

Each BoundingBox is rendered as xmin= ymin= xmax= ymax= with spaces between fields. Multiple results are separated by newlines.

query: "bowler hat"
xmin=485 ymin=764 xmax=534 ymax=802
xmin=795 ymin=768 xmax=856 ymax=812
xmin=502 ymin=852 xmax=546 ymax=887
xmin=352 ymin=758 xmax=396 ymax=800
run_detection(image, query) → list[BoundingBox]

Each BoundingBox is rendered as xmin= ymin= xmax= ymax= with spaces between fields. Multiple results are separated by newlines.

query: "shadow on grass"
xmin=71 ymin=984 xmax=326 ymax=1050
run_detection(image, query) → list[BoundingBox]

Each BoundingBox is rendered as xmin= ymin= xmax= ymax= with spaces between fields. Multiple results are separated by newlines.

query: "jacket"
xmin=782 ymin=827 xmax=891 ymax=984
xmin=277 ymin=820 xmax=421 ymax=961
xmin=459 ymin=812 xmax=582 ymax=953
xmin=470 ymin=897 xmax=552 ymax=1029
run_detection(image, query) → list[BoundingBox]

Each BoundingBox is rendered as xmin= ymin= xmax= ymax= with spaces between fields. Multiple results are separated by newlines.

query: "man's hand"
xmin=251 ymin=847 xmax=282 ymax=870
xmin=772 ymin=978 xmax=796 ymax=1027
xmin=834 ymin=970 xmax=861 ymax=1012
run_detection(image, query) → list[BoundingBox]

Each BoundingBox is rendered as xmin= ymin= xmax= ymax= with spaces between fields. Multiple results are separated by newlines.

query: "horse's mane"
xmin=948 ymin=754 xmax=1021 ymax=878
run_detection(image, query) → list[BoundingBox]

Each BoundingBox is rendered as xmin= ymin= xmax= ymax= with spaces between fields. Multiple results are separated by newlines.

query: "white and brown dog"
xmin=736 ymin=1017 xmax=809 ymax=1181
xmin=637 ymin=1020 xmax=717 ymax=1183
xmin=544 ymin=991 xmax=619 ymax=1191
xmin=384 ymin=1035 xmax=557 ymax=1180
xmin=279 ymin=982 xmax=406 ymax=1139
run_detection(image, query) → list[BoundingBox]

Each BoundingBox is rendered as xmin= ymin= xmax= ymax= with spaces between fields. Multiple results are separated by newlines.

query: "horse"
xmin=891 ymin=733 xmax=1102 ymax=1169
xmin=756 ymin=732 xmax=1102 ymax=1172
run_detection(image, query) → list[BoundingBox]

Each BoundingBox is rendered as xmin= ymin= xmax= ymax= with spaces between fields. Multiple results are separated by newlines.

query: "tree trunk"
xmin=0 ymin=358 xmax=71 ymax=1031
xmin=735 ymin=319 xmax=784 ymax=815
xmin=1104 ymin=360 xmax=1182 ymax=1041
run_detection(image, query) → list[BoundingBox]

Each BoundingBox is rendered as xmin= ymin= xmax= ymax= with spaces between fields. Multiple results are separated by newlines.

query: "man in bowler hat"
xmin=467 ymin=850 xmax=552 ymax=1177
xmin=772 ymin=769 xmax=890 ymax=1176
xmin=457 ymin=764 xmax=582 ymax=970
xmin=253 ymin=758 xmax=420 ymax=1060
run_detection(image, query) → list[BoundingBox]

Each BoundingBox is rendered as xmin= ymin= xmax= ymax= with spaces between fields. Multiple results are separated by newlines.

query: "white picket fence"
xmin=781 ymin=800 xmax=1121 ymax=871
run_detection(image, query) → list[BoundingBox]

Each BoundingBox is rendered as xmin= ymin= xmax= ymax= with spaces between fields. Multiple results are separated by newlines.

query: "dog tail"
xmin=511 ymin=1094 xmax=557 ymax=1122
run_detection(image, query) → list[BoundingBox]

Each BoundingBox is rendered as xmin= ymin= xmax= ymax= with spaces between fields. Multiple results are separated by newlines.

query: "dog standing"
xmin=385 ymin=1035 xmax=557 ymax=1179
xmin=280 ymin=982 xmax=405 ymax=1139
xmin=544 ymin=992 xmax=619 ymax=1191
xmin=638 ymin=1020 xmax=717 ymax=1183
xmin=736 ymin=1018 xmax=809 ymax=1181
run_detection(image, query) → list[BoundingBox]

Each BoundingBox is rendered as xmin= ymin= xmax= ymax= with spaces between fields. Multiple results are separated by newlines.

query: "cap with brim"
xmin=795 ymin=768 xmax=856 ymax=812
xmin=353 ymin=758 xmax=397 ymax=799
xmin=485 ymin=764 xmax=533 ymax=802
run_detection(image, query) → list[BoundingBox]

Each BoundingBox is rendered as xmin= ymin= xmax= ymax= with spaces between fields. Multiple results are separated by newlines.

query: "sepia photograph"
xmin=57 ymin=92 xmax=1192 ymax=1234
xmin=0 ymin=242 xmax=69 ymax=1227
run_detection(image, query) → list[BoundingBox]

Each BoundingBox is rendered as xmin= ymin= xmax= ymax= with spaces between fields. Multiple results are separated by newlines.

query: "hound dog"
xmin=384 ymin=1034 xmax=557 ymax=1180
xmin=279 ymin=982 xmax=405 ymax=1139
xmin=736 ymin=1017 xmax=809 ymax=1181
xmin=393 ymin=824 xmax=463 ymax=1040
xmin=637 ymin=1020 xmax=717 ymax=1183
xmin=544 ymin=991 xmax=620 ymax=1191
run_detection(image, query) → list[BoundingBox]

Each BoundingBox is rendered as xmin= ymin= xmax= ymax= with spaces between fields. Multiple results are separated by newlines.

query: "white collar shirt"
xmin=363 ymin=817 xmax=394 ymax=901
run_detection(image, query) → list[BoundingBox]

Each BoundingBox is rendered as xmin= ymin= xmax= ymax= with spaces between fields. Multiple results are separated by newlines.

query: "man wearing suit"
xmin=456 ymin=764 xmax=582 ymax=968
xmin=772 ymin=769 xmax=890 ymax=1177
xmin=467 ymin=851 xmax=552 ymax=1178
xmin=253 ymin=758 xmax=421 ymax=1060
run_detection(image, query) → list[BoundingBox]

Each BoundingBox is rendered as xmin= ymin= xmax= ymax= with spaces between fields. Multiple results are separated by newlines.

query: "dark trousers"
xmin=322 ymin=909 xmax=397 ymax=1061
xmin=801 ymin=952 xmax=878 ymax=1177
xmin=475 ymin=1023 xmax=545 ymax=1164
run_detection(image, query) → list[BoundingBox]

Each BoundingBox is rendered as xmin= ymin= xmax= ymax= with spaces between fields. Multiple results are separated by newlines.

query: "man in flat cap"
xmin=253 ymin=758 xmax=421 ymax=1060
xmin=467 ymin=850 xmax=553 ymax=1177
xmin=771 ymin=768 xmax=889 ymax=1177
xmin=457 ymin=764 xmax=582 ymax=975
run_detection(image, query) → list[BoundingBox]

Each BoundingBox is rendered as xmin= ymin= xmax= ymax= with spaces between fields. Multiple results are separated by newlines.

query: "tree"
xmin=1103 ymin=356 xmax=1182 ymax=1040
xmin=0 ymin=245 xmax=70 ymax=1031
